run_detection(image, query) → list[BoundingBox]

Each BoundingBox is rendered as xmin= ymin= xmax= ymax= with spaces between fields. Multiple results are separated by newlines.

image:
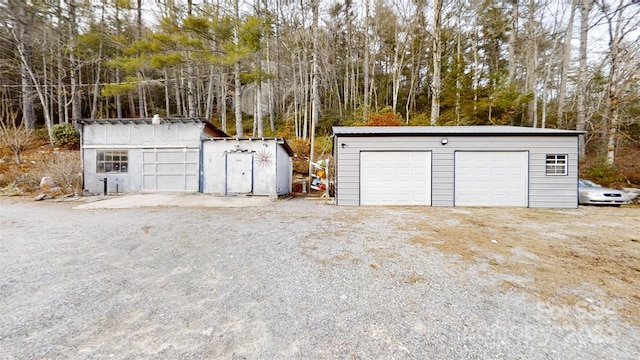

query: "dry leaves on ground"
xmin=402 ymin=206 xmax=640 ymax=326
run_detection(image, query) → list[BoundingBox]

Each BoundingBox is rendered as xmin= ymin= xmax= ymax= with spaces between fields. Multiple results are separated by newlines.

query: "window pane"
xmin=97 ymin=150 xmax=128 ymax=173
xmin=545 ymin=154 xmax=567 ymax=175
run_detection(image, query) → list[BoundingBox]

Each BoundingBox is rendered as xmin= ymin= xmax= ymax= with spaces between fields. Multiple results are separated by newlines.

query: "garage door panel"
xmin=157 ymin=152 xmax=184 ymax=162
xmin=142 ymin=149 xmax=199 ymax=191
xmin=360 ymin=151 xmax=431 ymax=205
xmin=455 ymin=151 xmax=528 ymax=207
xmin=157 ymin=163 xmax=184 ymax=173
xmin=381 ymin=166 xmax=396 ymax=176
xmin=186 ymin=163 xmax=198 ymax=173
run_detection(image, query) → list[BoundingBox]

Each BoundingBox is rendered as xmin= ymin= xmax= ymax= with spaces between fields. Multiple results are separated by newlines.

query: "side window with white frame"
xmin=97 ymin=150 xmax=128 ymax=173
xmin=545 ymin=154 xmax=567 ymax=175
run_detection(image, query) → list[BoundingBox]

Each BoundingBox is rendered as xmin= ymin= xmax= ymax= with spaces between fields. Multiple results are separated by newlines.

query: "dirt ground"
xmin=400 ymin=205 xmax=640 ymax=326
xmin=1 ymin=195 xmax=639 ymax=358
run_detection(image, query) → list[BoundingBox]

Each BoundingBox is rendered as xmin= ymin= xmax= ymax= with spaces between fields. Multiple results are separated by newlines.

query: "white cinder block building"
xmin=78 ymin=118 xmax=293 ymax=196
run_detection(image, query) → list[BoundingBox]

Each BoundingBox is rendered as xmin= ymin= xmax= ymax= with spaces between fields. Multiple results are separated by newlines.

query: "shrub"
xmin=288 ymin=138 xmax=310 ymax=174
xmin=43 ymin=151 xmax=82 ymax=195
xmin=581 ymin=159 xmax=624 ymax=186
xmin=362 ymin=107 xmax=402 ymax=126
xmin=52 ymin=123 xmax=80 ymax=148
xmin=364 ymin=112 xmax=401 ymax=126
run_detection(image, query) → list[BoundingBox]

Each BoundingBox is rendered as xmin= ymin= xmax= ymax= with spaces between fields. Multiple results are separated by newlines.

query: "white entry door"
xmin=142 ymin=149 xmax=199 ymax=191
xmin=455 ymin=151 xmax=528 ymax=207
xmin=360 ymin=151 xmax=431 ymax=205
xmin=226 ymin=152 xmax=253 ymax=194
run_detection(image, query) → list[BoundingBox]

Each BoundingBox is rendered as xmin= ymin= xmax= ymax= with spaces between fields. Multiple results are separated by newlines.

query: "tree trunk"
xmin=69 ymin=0 xmax=82 ymax=122
xmin=233 ymin=0 xmax=243 ymax=137
xmin=430 ymin=0 xmax=443 ymax=126
xmin=163 ymin=69 xmax=171 ymax=116
xmin=219 ymin=70 xmax=228 ymax=133
xmin=90 ymin=1 xmax=105 ymax=120
xmin=115 ymin=2 xmax=122 ymax=119
xmin=56 ymin=0 xmax=65 ymax=123
xmin=508 ymin=0 xmax=518 ymax=84
xmin=526 ymin=0 xmax=537 ymax=127
xmin=205 ymin=65 xmax=215 ymax=121
xmin=256 ymin=75 xmax=263 ymax=137
xmin=234 ymin=62 xmax=243 ymax=136
xmin=16 ymin=3 xmax=36 ymax=131
xmin=576 ymin=0 xmax=591 ymax=159
xmin=363 ymin=0 xmax=370 ymax=123
xmin=557 ymin=0 xmax=578 ymax=129
xmin=309 ymin=0 xmax=319 ymax=188
xmin=187 ymin=59 xmax=197 ymax=117
xmin=14 ymin=31 xmax=55 ymax=145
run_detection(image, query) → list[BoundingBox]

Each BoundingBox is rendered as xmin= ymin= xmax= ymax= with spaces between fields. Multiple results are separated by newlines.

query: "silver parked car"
xmin=578 ymin=178 xmax=630 ymax=206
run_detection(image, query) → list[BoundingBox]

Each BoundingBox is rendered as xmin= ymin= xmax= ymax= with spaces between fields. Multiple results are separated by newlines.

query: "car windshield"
xmin=579 ymin=179 xmax=601 ymax=187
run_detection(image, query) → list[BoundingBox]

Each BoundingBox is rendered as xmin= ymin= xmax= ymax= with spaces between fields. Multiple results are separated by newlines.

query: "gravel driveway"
xmin=1 ymin=196 xmax=638 ymax=359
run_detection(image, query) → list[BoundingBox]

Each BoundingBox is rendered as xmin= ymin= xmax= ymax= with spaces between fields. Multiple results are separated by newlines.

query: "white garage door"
xmin=455 ymin=151 xmax=528 ymax=207
xmin=360 ymin=151 xmax=431 ymax=205
xmin=142 ymin=149 xmax=199 ymax=191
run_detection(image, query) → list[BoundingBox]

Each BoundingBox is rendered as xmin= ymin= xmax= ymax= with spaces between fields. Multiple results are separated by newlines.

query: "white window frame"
xmin=545 ymin=154 xmax=567 ymax=176
xmin=97 ymin=150 xmax=128 ymax=173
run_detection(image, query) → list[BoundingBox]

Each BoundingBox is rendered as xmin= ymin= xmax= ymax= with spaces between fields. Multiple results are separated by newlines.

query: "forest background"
xmin=0 ymin=0 xmax=639 ymax=194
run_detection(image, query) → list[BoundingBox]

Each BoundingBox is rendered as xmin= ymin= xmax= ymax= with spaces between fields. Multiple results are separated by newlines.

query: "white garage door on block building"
xmin=455 ymin=151 xmax=528 ymax=207
xmin=360 ymin=151 xmax=432 ymax=205
xmin=142 ymin=149 xmax=199 ymax=191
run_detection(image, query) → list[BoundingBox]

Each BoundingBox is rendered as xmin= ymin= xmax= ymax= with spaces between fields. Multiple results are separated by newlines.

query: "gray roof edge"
xmin=79 ymin=117 xmax=207 ymax=124
xmin=332 ymin=125 xmax=584 ymax=136
xmin=77 ymin=117 xmax=229 ymax=137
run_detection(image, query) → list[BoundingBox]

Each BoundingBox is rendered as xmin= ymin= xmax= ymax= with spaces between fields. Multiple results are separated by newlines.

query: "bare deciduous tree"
xmin=0 ymin=91 xmax=36 ymax=164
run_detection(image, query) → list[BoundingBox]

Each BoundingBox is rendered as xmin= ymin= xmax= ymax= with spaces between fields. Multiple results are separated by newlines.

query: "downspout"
xmin=199 ymin=138 xmax=204 ymax=193
xmin=76 ymin=120 xmax=85 ymax=193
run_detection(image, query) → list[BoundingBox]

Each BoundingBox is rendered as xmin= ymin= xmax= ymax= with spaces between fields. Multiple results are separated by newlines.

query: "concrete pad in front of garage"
xmin=73 ymin=193 xmax=275 ymax=209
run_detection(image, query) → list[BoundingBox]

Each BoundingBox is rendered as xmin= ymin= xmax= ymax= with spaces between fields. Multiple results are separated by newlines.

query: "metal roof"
xmin=77 ymin=117 xmax=229 ymax=137
xmin=204 ymin=137 xmax=296 ymax=157
xmin=332 ymin=125 xmax=583 ymax=136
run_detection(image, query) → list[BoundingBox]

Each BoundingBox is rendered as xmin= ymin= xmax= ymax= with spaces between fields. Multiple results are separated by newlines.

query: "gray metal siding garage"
xmin=333 ymin=126 xmax=582 ymax=208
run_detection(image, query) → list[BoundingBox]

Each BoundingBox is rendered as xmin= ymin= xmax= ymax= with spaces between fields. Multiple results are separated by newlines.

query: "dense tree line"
xmin=0 ymin=0 xmax=638 ymax=164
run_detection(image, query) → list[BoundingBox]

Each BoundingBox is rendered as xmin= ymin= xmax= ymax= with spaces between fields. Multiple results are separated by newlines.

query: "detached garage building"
xmin=79 ymin=118 xmax=294 ymax=196
xmin=333 ymin=126 xmax=582 ymax=208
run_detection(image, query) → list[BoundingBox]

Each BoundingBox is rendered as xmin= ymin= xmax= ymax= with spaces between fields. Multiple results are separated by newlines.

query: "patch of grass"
xmin=407 ymin=274 xmax=426 ymax=284
xmin=410 ymin=236 xmax=430 ymax=246
xmin=0 ymin=182 xmax=23 ymax=196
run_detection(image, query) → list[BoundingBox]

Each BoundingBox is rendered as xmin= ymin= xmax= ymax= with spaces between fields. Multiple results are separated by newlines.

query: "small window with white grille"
xmin=545 ymin=154 xmax=567 ymax=175
xmin=97 ymin=150 xmax=128 ymax=173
